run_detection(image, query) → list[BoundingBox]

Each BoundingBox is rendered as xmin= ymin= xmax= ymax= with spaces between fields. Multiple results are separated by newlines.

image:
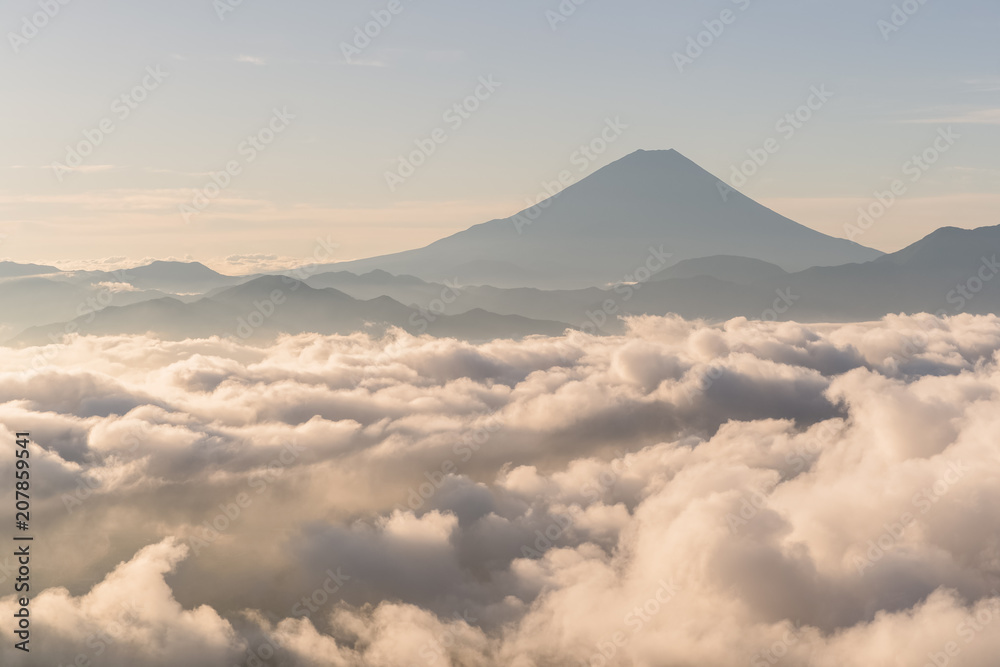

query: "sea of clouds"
xmin=1 ymin=313 xmax=1000 ymax=666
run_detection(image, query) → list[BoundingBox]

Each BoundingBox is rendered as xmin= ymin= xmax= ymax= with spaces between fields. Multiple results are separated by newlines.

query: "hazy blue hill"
xmin=872 ymin=224 xmax=1000 ymax=269
xmin=11 ymin=277 xmax=573 ymax=345
xmin=124 ymin=261 xmax=249 ymax=293
xmin=425 ymin=308 xmax=570 ymax=339
xmin=0 ymin=261 xmax=62 ymax=278
xmin=651 ymin=255 xmax=788 ymax=284
xmin=304 ymin=270 xmax=442 ymax=304
xmin=611 ymin=224 xmax=1000 ymax=323
xmin=0 ymin=275 xmax=171 ymax=339
xmin=9 ymin=224 xmax=1000 ymax=342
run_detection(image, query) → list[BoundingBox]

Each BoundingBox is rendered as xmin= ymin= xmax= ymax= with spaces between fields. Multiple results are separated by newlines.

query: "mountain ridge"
xmin=9 ymin=276 xmax=573 ymax=346
xmin=319 ymin=149 xmax=882 ymax=288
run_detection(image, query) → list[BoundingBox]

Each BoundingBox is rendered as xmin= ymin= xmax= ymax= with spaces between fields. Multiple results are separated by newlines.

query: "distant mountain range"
xmin=307 ymin=224 xmax=1000 ymax=329
xmin=11 ymin=277 xmax=571 ymax=346
xmin=0 ymin=261 xmax=61 ymax=278
xmin=123 ymin=260 xmax=249 ymax=293
xmin=2 ymin=150 xmax=997 ymax=344
xmin=320 ymin=150 xmax=882 ymax=288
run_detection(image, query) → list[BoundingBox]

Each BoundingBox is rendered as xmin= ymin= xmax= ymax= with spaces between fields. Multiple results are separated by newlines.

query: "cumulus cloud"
xmin=2 ymin=314 xmax=1000 ymax=666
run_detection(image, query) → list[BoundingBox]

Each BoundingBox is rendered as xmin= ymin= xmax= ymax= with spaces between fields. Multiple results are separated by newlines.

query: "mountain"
xmin=651 ymin=255 xmax=788 ymax=284
xmin=0 ymin=274 xmax=171 ymax=340
xmin=777 ymin=223 xmax=1000 ymax=320
xmin=322 ymin=150 xmax=881 ymax=288
xmin=0 ymin=261 xmax=61 ymax=278
xmin=305 ymin=224 xmax=1000 ymax=331
xmin=122 ymin=261 xmax=249 ymax=293
xmin=872 ymin=225 xmax=996 ymax=270
xmin=303 ymin=270 xmax=607 ymax=325
xmin=10 ymin=277 xmax=572 ymax=345
xmin=10 ymin=225 xmax=998 ymax=343
xmin=608 ymin=223 xmax=1000 ymax=324
xmin=304 ymin=270 xmax=443 ymax=304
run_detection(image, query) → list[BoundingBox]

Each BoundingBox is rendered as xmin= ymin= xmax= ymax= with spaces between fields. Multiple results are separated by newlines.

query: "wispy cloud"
xmin=5 ymin=164 xmax=119 ymax=172
xmin=45 ymin=164 xmax=122 ymax=174
xmin=961 ymin=78 xmax=1000 ymax=93
xmin=904 ymin=107 xmax=1000 ymax=125
xmin=235 ymin=54 xmax=266 ymax=66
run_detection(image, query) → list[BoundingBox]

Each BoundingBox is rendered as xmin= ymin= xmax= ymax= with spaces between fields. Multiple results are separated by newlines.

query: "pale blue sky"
xmin=1 ymin=0 xmax=998 ymax=271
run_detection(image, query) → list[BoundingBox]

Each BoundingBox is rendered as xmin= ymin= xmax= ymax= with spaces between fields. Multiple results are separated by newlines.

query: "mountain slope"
xmin=301 ymin=224 xmax=1000 ymax=330
xmin=9 ymin=225 xmax=997 ymax=342
xmin=0 ymin=261 xmax=61 ymax=278
xmin=326 ymin=150 xmax=881 ymax=288
xmin=10 ymin=277 xmax=572 ymax=345
xmin=651 ymin=255 xmax=788 ymax=284
xmin=0 ymin=275 xmax=170 ymax=339
xmin=123 ymin=261 xmax=249 ymax=293
xmin=614 ymin=223 xmax=1000 ymax=324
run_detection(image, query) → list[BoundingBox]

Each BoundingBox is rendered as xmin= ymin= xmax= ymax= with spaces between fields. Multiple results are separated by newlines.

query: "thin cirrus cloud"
xmin=235 ymin=55 xmax=267 ymax=66
xmin=903 ymin=107 xmax=1000 ymax=125
xmin=0 ymin=313 xmax=999 ymax=666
